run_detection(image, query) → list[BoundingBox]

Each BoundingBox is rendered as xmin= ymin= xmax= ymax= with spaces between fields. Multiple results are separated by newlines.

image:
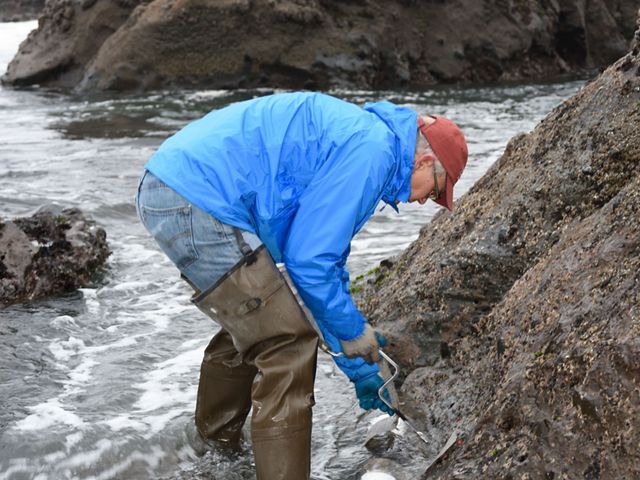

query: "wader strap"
xmin=181 ymin=273 xmax=199 ymax=293
xmin=180 ymin=228 xmax=257 ymax=291
xmin=233 ymin=227 xmax=257 ymax=265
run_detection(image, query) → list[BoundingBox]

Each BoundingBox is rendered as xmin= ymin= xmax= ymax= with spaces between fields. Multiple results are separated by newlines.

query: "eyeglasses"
xmin=429 ymin=164 xmax=441 ymax=201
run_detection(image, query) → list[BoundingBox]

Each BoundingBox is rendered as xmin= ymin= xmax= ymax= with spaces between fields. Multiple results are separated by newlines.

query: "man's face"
xmin=408 ymin=154 xmax=446 ymax=204
xmin=408 ymin=115 xmax=445 ymax=205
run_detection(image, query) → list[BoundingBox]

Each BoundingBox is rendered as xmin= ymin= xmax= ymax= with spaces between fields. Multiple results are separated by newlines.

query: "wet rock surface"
xmin=1 ymin=0 xmax=148 ymax=88
xmin=2 ymin=0 xmax=637 ymax=91
xmin=0 ymin=206 xmax=110 ymax=307
xmin=353 ymin=10 xmax=640 ymax=480
xmin=0 ymin=0 xmax=44 ymax=22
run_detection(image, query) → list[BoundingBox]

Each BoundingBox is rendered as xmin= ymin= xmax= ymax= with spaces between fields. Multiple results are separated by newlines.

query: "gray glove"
xmin=339 ymin=323 xmax=381 ymax=364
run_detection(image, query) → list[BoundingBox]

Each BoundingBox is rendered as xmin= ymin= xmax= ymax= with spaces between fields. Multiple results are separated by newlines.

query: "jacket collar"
xmin=363 ymin=100 xmax=416 ymax=211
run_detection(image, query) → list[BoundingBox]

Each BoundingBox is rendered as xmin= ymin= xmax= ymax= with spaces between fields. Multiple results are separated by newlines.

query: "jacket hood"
xmin=364 ymin=100 xmax=416 ymax=208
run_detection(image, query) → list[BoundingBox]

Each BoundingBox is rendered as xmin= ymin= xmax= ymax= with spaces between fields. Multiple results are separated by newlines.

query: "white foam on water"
xmin=116 ymin=240 xmax=168 ymax=264
xmin=86 ymin=336 xmax=138 ymax=353
xmin=66 ymin=431 xmax=84 ymax=449
xmin=180 ymin=335 xmax=213 ymax=350
xmin=130 ymin=281 xmax=191 ymax=304
xmin=65 ymin=147 xmax=100 ymax=159
xmin=57 ymin=438 xmax=118 ymax=469
xmin=67 ymin=357 xmax=98 ymax=385
xmin=131 ymin=299 xmax=197 ymax=332
xmin=82 ymin=445 xmax=164 ymax=480
xmin=1 ymin=432 xmax=164 ymax=480
xmin=95 ymin=343 xmax=203 ymax=438
xmin=133 ymin=346 xmax=203 ymax=412
xmin=49 ymin=336 xmax=86 ymax=362
xmin=14 ymin=334 xmax=141 ymax=433
xmin=106 ymin=280 xmax=152 ymax=292
xmin=361 ymin=472 xmax=396 ymax=480
xmin=39 ymin=430 xmax=88 ymax=464
xmin=49 ymin=335 xmax=138 ymax=362
xmin=41 ymin=450 xmax=66 ymax=463
xmin=50 ymin=315 xmax=78 ymax=328
xmin=0 ymin=458 xmax=30 ymax=480
xmin=79 ymin=287 xmax=100 ymax=316
xmin=100 ymin=414 xmax=148 ymax=433
xmin=141 ymin=407 xmax=191 ymax=436
xmin=185 ymin=89 xmax=231 ymax=100
xmin=13 ymin=398 xmax=85 ymax=431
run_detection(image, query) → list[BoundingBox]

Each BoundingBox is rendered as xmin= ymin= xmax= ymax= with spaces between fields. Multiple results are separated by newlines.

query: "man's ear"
xmin=414 ymin=152 xmax=435 ymax=169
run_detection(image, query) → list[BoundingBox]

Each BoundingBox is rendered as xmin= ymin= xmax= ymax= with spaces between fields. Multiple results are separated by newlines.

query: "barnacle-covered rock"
xmin=0 ymin=206 xmax=110 ymax=306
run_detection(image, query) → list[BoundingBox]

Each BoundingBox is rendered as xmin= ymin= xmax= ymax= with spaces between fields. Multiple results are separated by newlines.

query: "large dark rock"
xmin=352 ymin=9 xmax=640 ymax=480
xmin=0 ymin=0 xmax=44 ymax=22
xmin=1 ymin=0 xmax=147 ymax=88
xmin=0 ymin=206 xmax=110 ymax=307
xmin=2 ymin=0 xmax=637 ymax=91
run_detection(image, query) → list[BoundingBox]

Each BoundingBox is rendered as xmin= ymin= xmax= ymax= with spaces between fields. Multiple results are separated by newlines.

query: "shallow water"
xmin=0 ymin=21 xmax=584 ymax=480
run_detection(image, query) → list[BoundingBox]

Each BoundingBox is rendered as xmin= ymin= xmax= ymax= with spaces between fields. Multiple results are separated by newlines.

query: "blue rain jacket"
xmin=146 ymin=92 xmax=416 ymax=382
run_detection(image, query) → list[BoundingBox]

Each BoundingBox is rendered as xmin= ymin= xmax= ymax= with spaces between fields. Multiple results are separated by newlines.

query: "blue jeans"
xmin=135 ymin=170 xmax=263 ymax=292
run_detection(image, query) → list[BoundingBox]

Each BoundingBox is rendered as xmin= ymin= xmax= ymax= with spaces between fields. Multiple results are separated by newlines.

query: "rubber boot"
xmin=195 ymin=328 xmax=257 ymax=448
xmin=192 ymin=245 xmax=318 ymax=480
xmin=250 ymin=330 xmax=317 ymax=480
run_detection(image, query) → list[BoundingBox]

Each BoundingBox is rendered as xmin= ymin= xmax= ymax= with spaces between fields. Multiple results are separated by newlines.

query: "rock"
xmin=1 ymin=0 xmax=146 ymax=88
xmin=355 ymin=9 xmax=640 ymax=480
xmin=0 ymin=0 xmax=44 ymax=22
xmin=0 ymin=206 xmax=110 ymax=307
xmin=2 ymin=0 xmax=637 ymax=91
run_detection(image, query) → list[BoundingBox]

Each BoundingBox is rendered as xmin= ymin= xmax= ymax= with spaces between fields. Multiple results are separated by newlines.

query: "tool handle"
xmin=377 ymin=349 xmax=400 ymax=412
xmin=323 ymin=344 xmax=404 ymax=415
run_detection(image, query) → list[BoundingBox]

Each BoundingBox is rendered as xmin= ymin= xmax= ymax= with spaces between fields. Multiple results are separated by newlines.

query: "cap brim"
xmin=435 ymin=175 xmax=454 ymax=211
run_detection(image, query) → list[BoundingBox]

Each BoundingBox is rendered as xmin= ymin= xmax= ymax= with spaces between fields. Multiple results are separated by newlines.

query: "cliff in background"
xmin=0 ymin=0 xmax=44 ymax=21
xmin=352 ymin=11 xmax=640 ymax=480
xmin=2 ymin=0 xmax=637 ymax=91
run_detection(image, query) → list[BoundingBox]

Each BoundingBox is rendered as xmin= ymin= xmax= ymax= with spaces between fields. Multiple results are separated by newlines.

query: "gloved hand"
xmin=339 ymin=323 xmax=386 ymax=364
xmin=354 ymin=373 xmax=394 ymax=416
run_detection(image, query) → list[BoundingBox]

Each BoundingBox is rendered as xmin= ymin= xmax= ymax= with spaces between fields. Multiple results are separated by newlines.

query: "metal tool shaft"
xmin=376 ymin=350 xmax=430 ymax=446
xmin=322 ymin=344 xmax=430 ymax=447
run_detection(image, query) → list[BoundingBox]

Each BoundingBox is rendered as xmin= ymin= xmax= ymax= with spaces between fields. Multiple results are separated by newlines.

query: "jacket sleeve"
xmin=283 ymin=130 xmax=395 ymax=382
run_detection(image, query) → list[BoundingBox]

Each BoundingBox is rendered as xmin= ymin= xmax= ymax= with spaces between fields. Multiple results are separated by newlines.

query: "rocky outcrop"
xmin=0 ymin=206 xmax=110 ymax=307
xmin=0 ymin=0 xmax=44 ymax=22
xmin=2 ymin=0 xmax=637 ymax=91
xmin=352 ymin=10 xmax=640 ymax=480
xmin=1 ymin=0 xmax=147 ymax=87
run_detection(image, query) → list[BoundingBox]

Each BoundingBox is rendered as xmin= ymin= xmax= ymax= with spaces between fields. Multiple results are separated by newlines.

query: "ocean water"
xmin=0 ymin=21 xmax=584 ymax=480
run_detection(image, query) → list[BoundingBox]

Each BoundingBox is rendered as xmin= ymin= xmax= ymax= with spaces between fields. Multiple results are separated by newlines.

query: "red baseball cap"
xmin=417 ymin=115 xmax=468 ymax=211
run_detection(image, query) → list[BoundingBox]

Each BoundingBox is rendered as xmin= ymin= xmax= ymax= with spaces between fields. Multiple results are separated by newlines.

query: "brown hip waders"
xmin=191 ymin=233 xmax=318 ymax=480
